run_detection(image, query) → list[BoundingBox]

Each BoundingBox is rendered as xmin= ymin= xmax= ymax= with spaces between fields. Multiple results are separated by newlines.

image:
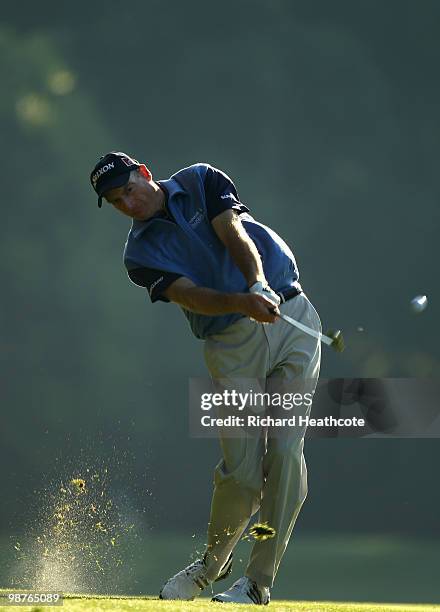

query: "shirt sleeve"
xmin=127 ymin=267 xmax=182 ymax=303
xmin=203 ymin=165 xmax=250 ymax=222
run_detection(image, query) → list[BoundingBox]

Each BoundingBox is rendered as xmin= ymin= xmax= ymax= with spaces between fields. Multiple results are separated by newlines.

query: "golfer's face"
xmin=104 ymin=173 xmax=156 ymax=221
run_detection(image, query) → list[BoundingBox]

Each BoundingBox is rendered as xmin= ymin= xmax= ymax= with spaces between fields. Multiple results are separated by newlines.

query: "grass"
xmin=1 ymin=593 xmax=440 ymax=612
xmin=1 ymin=533 xmax=439 ymax=609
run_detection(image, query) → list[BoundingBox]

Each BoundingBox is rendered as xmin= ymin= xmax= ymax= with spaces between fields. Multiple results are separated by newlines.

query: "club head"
xmin=325 ymin=329 xmax=345 ymax=353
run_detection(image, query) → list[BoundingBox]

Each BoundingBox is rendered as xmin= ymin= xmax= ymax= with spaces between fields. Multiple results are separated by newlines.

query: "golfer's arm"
xmin=211 ymin=210 xmax=266 ymax=287
xmin=163 ymin=277 xmax=245 ymax=315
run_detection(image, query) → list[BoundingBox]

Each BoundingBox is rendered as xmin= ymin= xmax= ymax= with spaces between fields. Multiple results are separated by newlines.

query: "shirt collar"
xmin=131 ymin=177 xmax=184 ymax=239
xmin=157 ymin=181 xmax=171 ymax=218
xmin=157 ymin=178 xmax=185 ymax=201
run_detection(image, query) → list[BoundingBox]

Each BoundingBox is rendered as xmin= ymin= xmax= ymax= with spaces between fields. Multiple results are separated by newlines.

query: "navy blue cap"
xmin=90 ymin=151 xmax=140 ymax=207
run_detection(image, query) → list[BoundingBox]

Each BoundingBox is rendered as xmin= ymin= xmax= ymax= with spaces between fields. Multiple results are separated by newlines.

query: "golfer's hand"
xmin=249 ymin=281 xmax=281 ymax=306
xmin=238 ymin=293 xmax=280 ymax=323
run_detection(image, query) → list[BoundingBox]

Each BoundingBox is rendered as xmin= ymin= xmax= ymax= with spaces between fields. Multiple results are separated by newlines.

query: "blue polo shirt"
xmin=124 ymin=163 xmax=300 ymax=339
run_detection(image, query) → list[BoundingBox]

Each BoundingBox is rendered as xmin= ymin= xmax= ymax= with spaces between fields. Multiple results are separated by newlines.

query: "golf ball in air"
xmin=410 ymin=295 xmax=428 ymax=313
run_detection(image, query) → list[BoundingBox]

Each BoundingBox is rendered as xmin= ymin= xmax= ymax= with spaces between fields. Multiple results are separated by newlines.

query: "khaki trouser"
xmin=203 ymin=293 xmax=321 ymax=588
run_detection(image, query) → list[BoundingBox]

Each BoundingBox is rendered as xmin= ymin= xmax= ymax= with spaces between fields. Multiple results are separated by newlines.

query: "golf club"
xmin=274 ymin=310 xmax=345 ymax=352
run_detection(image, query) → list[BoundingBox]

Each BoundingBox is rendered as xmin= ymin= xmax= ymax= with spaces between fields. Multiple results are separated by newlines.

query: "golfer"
xmin=90 ymin=151 xmax=321 ymax=605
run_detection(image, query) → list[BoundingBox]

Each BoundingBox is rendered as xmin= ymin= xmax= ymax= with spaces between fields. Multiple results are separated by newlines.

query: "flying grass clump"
xmin=249 ymin=522 xmax=276 ymax=541
xmin=70 ymin=478 xmax=86 ymax=493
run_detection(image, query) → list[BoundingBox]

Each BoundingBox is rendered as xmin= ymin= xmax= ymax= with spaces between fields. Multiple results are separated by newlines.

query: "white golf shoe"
xmin=159 ymin=552 xmax=233 ymax=600
xmin=212 ymin=575 xmax=270 ymax=605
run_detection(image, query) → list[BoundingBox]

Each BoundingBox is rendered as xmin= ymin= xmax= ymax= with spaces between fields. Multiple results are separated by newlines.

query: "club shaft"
xmin=277 ymin=312 xmax=333 ymax=345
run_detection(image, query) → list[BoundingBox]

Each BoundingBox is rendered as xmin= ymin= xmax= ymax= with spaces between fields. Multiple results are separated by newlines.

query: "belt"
xmin=277 ymin=282 xmax=303 ymax=303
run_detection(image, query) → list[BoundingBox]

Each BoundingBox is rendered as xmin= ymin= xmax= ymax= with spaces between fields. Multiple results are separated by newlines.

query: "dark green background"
xmin=1 ymin=0 xmax=439 ymax=602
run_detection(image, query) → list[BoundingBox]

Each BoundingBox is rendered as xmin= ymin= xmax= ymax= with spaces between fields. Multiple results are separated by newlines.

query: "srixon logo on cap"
xmin=91 ymin=162 xmax=115 ymax=188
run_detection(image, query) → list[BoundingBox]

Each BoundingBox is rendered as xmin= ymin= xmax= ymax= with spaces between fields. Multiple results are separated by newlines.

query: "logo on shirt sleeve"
xmin=149 ymin=276 xmax=164 ymax=296
xmin=220 ymin=192 xmax=238 ymax=202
